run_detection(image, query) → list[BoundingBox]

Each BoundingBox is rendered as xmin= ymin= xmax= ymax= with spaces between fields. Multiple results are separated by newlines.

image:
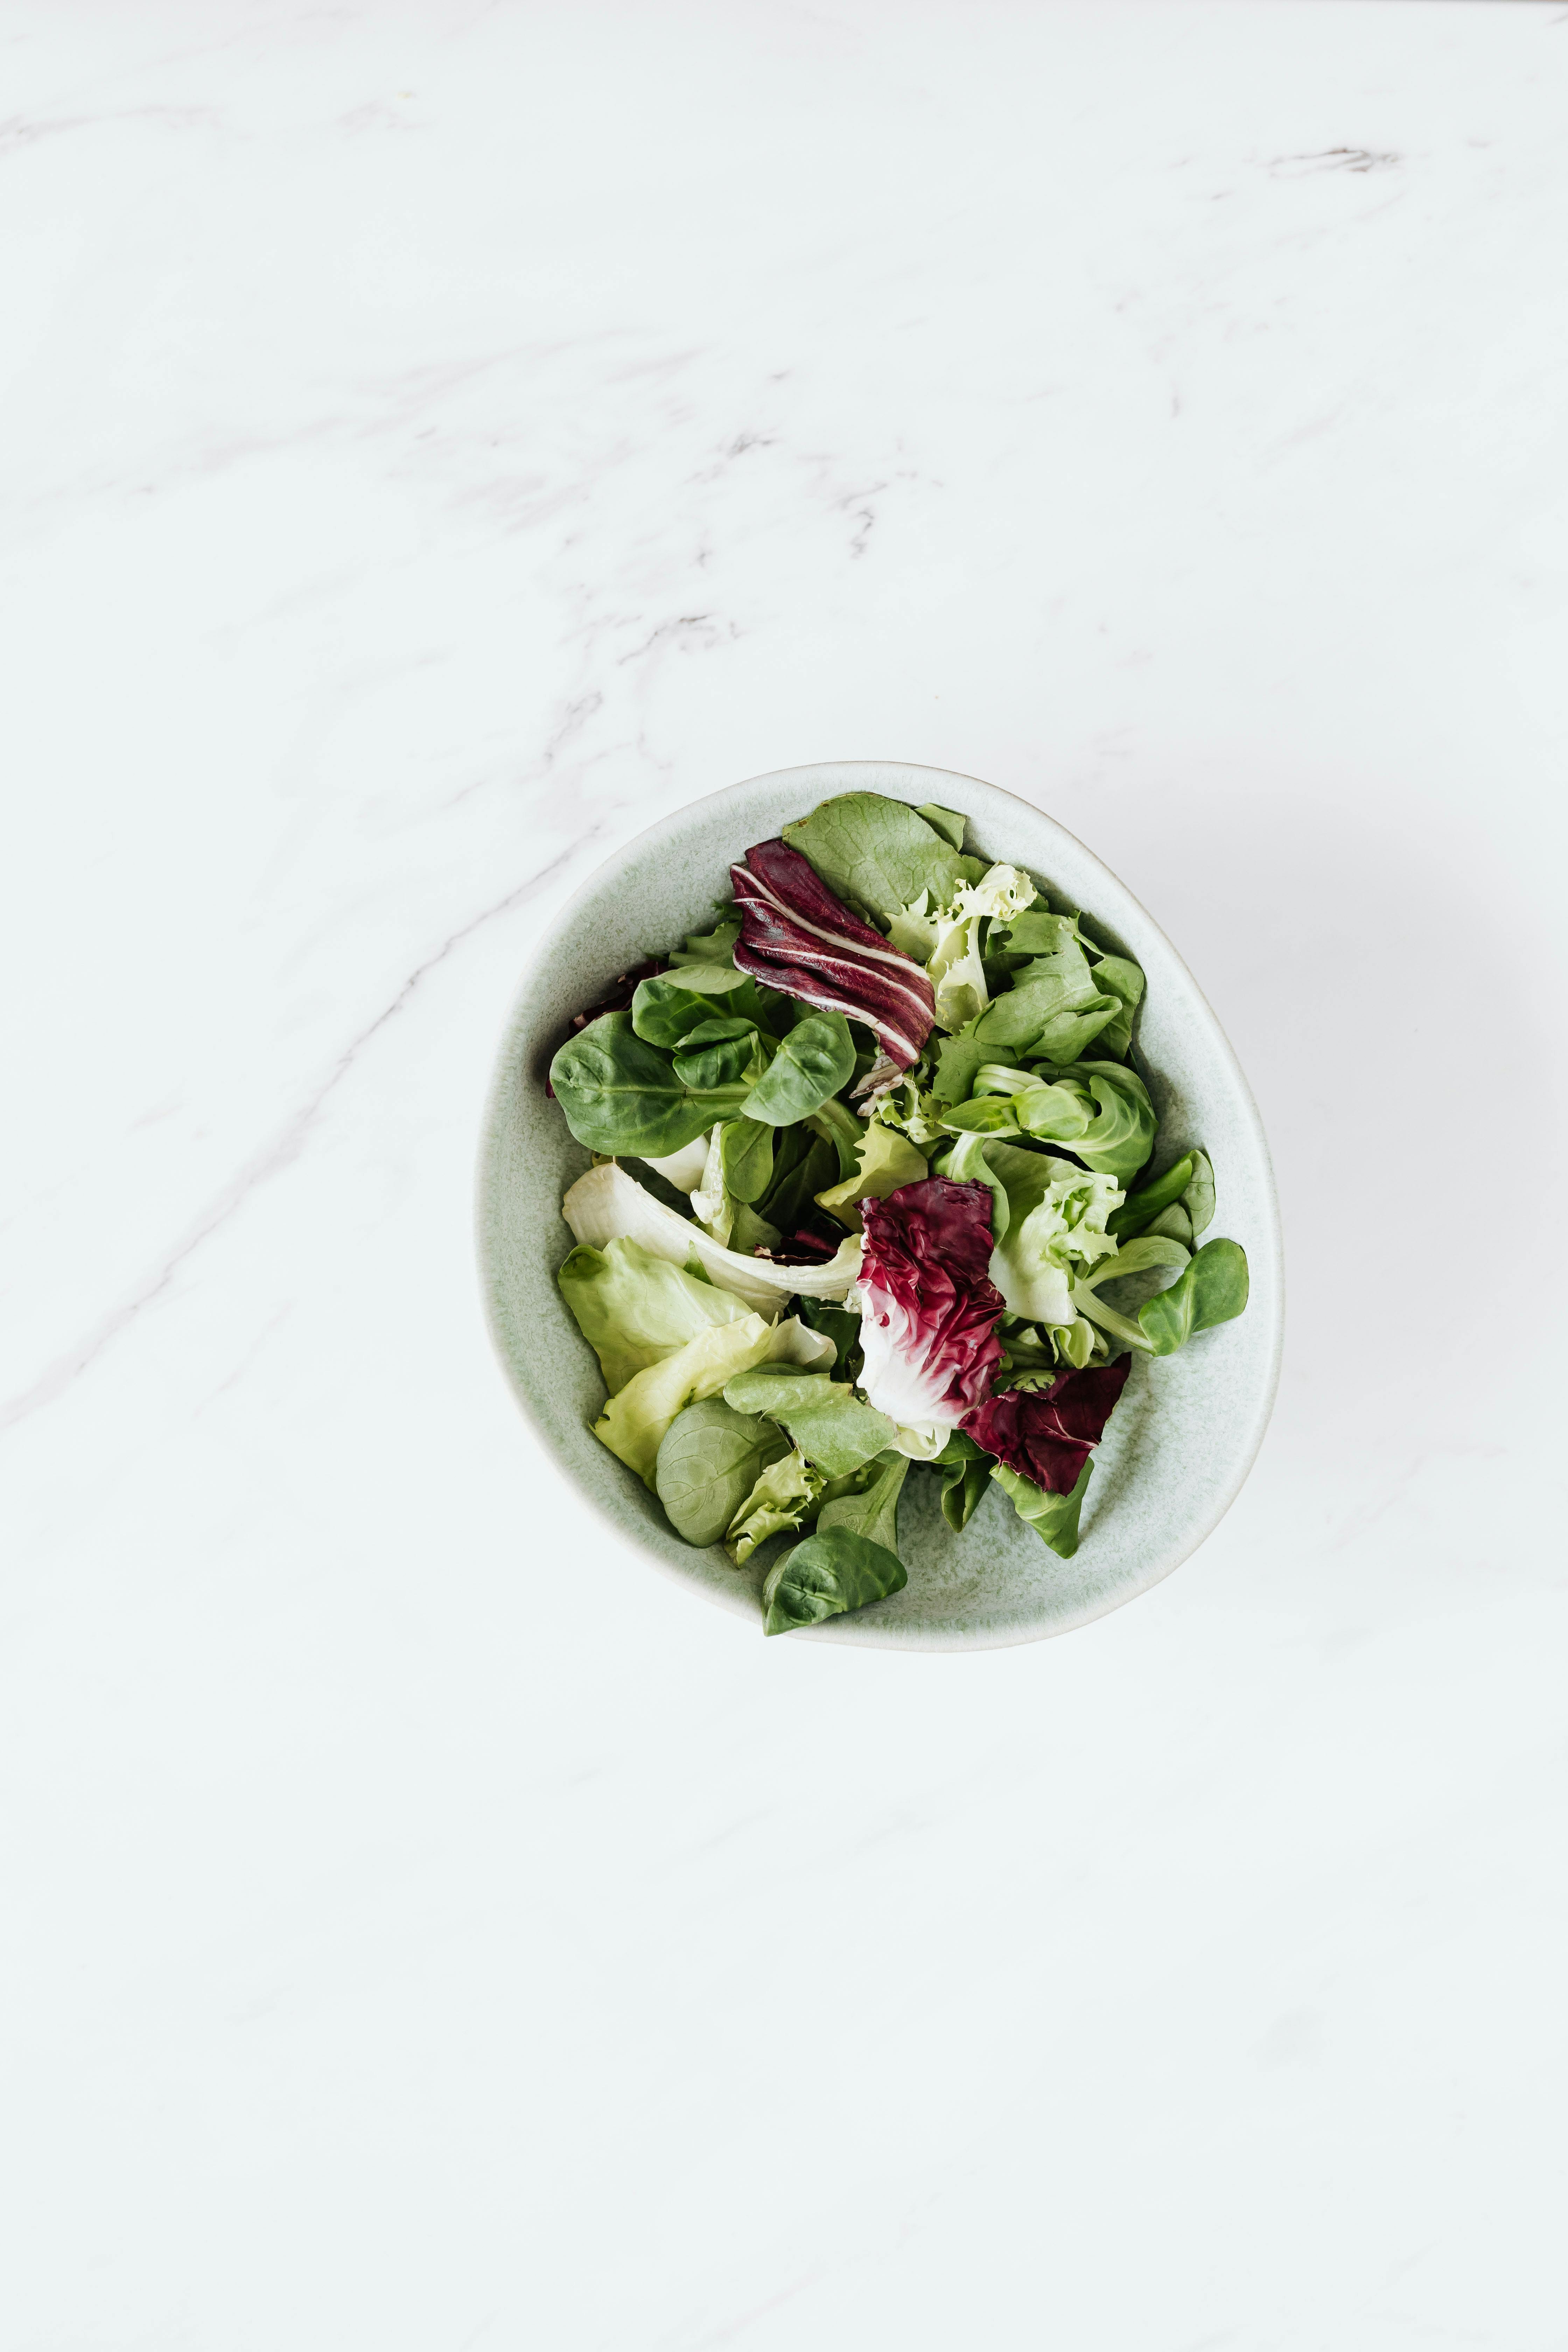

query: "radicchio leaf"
xmin=855 ymin=1178 xmax=1004 ymax=1430
xmin=964 ymin=1357 xmax=1132 ymax=1495
xmin=730 ymin=839 xmax=935 ymax=1070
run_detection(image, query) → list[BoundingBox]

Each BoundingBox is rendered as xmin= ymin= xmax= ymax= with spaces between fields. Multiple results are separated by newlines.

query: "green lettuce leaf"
xmin=813 ymin=1121 xmax=928 ymax=1228
xmin=941 ymin=1134 xmax=1121 ymax=1326
xmin=913 ymin=802 xmax=969 ymax=850
xmin=721 ymin=1366 xmax=897 ymax=1477
xmin=557 ymin=1234 xmax=754 ymax=1394
xmin=594 ymin=1314 xmax=835 ymax=1487
xmin=726 ymin=1447 xmax=825 ymax=1564
xmin=781 ymin=792 xmax=966 ymax=922
xmin=654 ymin=1399 xmax=791 ymax=1546
xmin=761 ymin=1526 xmax=908 ymax=1634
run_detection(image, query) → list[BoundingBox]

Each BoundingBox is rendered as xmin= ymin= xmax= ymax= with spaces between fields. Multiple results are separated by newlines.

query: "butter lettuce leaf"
xmin=557 ymin=1235 xmax=754 ymax=1394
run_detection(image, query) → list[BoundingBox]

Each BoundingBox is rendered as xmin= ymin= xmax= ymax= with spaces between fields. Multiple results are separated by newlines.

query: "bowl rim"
xmin=476 ymin=759 xmax=1284 ymax=1650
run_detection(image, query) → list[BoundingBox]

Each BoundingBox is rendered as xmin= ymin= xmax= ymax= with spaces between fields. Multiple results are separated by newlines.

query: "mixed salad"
xmin=547 ymin=791 xmax=1248 ymax=1635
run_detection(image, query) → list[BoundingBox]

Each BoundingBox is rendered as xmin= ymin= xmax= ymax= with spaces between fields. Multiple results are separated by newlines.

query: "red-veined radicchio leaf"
xmin=855 ymin=1178 xmax=1004 ymax=1427
xmin=965 ymin=1358 xmax=1132 ymax=1494
xmin=730 ymin=839 xmax=935 ymax=1069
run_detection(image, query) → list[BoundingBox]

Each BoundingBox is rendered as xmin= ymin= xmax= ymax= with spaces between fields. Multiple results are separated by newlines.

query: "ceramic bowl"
xmin=478 ymin=761 xmax=1282 ymax=1650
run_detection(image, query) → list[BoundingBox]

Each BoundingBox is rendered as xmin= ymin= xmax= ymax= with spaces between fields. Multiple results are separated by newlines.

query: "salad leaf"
xmin=814 ymin=1122 xmax=929 ymax=1228
xmin=855 ymin=1178 xmax=1005 ymax=1434
xmin=966 ymin=1357 xmax=1131 ymax=1494
xmin=816 ymin=1449 xmax=909 ymax=1553
xmin=780 ymin=792 xmax=966 ymax=924
xmin=931 ymin=1018 xmax=990 ymax=1107
xmin=667 ymin=913 xmax=741 ymax=968
xmin=794 ymin=1296 xmax=862 ymax=1378
xmin=955 ymin=1062 xmax=1155 ymax=1183
xmin=741 ymin=1010 xmax=856 ymax=1126
xmin=755 ymin=1126 xmax=839 ymax=1233
xmin=550 ymin=1013 xmax=750 ymax=1157
xmin=639 ymin=1132 xmax=715 ymax=1192
xmin=671 ymin=1018 xmax=762 ymax=1090
xmin=913 ymin=802 xmax=969 ymax=851
xmin=1088 ymin=955 xmax=1144 ymax=1059
xmin=564 ymin=1164 xmax=863 ymax=1312
xmin=631 ymin=970 xmax=753 ymax=1045
xmin=719 ymin=1115 xmax=774 ymax=1203
xmin=992 ymin=1458 xmax=1094 ymax=1558
xmin=924 ymin=862 xmax=1040 ymax=1034
xmin=1107 ymin=1150 xmax=1196 ymax=1242
xmin=654 ymin=1399 xmax=791 ymax=1546
xmin=595 ymin=1312 xmax=836 ymax=1486
xmin=761 ymin=1526 xmax=908 ymax=1635
xmin=805 ymin=1094 xmax=866 ymax=1181
xmin=721 ymin=1366 xmax=896 ymax=1477
xmin=1070 ymin=1233 xmax=1190 ymax=1352
xmin=941 ymin=1135 xmax=1120 ymax=1327
xmin=726 ymin=1448 xmax=825 ymax=1564
xmin=934 ymin=1429 xmax=992 ymax=1532
xmin=972 ymin=938 xmax=1120 ymax=1064
xmin=1137 ymin=1237 xmax=1249 ymax=1355
xmin=732 ymin=839 xmax=937 ymax=1071
xmin=557 ymin=1234 xmax=754 ymax=1394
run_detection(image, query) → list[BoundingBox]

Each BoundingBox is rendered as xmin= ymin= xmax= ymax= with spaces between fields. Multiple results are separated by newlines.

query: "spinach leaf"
xmin=761 ymin=1526 xmax=908 ymax=1634
xmin=632 ymin=970 xmax=751 ymax=1046
xmin=804 ymin=1093 xmax=865 ymax=1181
xmin=993 ymin=1457 xmax=1093 ymax=1557
xmin=755 ymin=1126 xmax=837 ymax=1231
xmin=654 ymin=1399 xmax=790 ymax=1546
xmin=726 ymin=1448 xmax=824 ymax=1564
xmin=549 ymin=1013 xmax=750 ymax=1156
xmin=913 ymin=801 xmax=969 ymax=851
xmin=719 ymin=1115 xmax=775 ymax=1203
xmin=742 ymin=1011 xmax=856 ymax=1127
xmin=721 ymin=1366 xmax=896 ymax=1478
xmin=671 ymin=1018 xmax=761 ymax=1090
xmin=1137 ymin=1238 xmax=1249 ymax=1356
xmin=781 ymin=792 xmax=965 ymax=922
xmin=816 ymin=1449 xmax=909 ymax=1552
xmin=934 ymin=1430 xmax=992 ymax=1531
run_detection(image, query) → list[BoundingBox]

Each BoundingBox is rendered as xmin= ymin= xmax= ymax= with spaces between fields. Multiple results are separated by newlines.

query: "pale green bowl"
xmin=477 ymin=761 xmax=1282 ymax=1650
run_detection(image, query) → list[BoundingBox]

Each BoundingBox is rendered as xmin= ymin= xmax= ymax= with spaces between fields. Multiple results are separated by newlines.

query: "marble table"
xmin=3 ymin=6 xmax=1565 ymax=2346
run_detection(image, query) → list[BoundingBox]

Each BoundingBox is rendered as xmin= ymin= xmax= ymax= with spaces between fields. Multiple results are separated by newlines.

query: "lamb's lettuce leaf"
xmin=654 ymin=1399 xmax=790 ymax=1546
xmin=781 ymin=792 xmax=966 ymax=923
xmin=1088 ymin=955 xmax=1144 ymax=1059
xmin=556 ymin=1235 xmax=753 ymax=1394
xmin=934 ymin=1430 xmax=992 ymax=1531
xmin=993 ymin=1457 xmax=1094 ymax=1558
xmin=761 ymin=1526 xmax=908 ymax=1634
xmin=667 ymin=913 xmax=741 ymax=968
xmin=815 ymin=1449 xmax=909 ymax=1553
xmin=951 ymin=1062 xmax=1155 ymax=1182
xmin=1137 ymin=1237 xmax=1249 ymax=1355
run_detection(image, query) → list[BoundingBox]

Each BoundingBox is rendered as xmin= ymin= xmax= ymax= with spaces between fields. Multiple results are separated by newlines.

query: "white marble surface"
xmin=3 ymin=5 xmax=1566 ymax=2345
